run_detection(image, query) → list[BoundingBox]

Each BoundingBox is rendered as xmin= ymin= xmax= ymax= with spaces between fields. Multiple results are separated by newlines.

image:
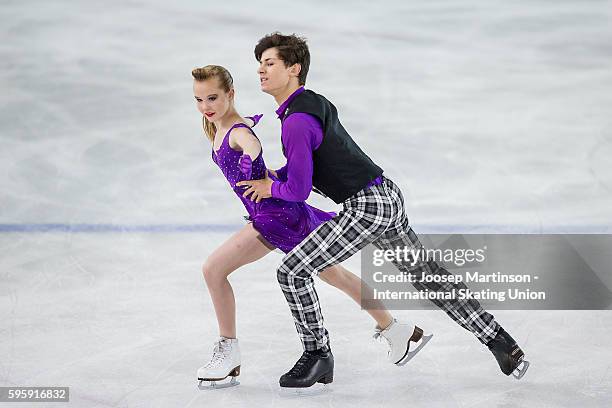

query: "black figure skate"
xmin=279 ymin=349 xmax=334 ymax=389
xmin=487 ymin=327 xmax=530 ymax=380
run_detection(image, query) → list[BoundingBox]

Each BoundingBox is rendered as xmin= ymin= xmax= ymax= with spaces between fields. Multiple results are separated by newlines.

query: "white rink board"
xmin=1 ymin=1 xmax=611 ymax=407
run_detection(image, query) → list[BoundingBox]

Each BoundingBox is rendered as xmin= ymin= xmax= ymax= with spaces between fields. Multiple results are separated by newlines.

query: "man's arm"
xmin=269 ymin=113 xmax=323 ymax=202
xmin=272 ymin=164 xmax=288 ymax=181
xmin=237 ymin=113 xmax=322 ymax=203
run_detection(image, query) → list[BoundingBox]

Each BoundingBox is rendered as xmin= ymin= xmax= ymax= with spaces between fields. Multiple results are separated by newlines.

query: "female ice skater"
xmin=238 ymin=33 xmax=530 ymax=388
xmin=192 ymin=65 xmax=431 ymax=388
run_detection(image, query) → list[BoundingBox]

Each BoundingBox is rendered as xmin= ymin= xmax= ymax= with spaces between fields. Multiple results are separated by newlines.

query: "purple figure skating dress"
xmin=211 ymin=117 xmax=335 ymax=253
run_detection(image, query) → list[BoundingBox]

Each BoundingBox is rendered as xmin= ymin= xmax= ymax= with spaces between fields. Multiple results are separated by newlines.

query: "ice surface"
xmin=1 ymin=0 xmax=611 ymax=406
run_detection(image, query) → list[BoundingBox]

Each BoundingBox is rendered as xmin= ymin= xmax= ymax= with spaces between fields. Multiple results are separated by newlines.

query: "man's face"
xmin=257 ymin=47 xmax=298 ymax=96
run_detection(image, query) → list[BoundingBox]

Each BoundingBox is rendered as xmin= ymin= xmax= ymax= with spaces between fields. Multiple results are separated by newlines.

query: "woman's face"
xmin=193 ymin=78 xmax=233 ymax=123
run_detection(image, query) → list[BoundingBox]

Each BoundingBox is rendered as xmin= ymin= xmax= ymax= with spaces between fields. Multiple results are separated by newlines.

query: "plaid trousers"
xmin=277 ymin=176 xmax=500 ymax=352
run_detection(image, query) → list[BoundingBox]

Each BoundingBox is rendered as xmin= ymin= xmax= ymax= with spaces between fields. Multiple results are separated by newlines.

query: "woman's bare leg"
xmin=202 ymin=223 xmax=274 ymax=338
xmin=319 ymin=264 xmax=393 ymax=329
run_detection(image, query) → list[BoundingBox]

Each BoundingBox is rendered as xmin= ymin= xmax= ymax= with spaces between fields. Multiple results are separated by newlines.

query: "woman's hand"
xmin=238 ymin=154 xmax=252 ymax=179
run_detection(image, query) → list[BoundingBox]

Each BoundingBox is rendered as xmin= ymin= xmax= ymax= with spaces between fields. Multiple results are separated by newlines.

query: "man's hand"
xmin=236 ymin=172 xmax=273 ymax=203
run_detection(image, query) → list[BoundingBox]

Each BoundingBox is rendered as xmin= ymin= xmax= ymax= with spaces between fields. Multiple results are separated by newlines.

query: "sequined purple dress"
xmin=211 ymin=119 xmax=335 ymax=253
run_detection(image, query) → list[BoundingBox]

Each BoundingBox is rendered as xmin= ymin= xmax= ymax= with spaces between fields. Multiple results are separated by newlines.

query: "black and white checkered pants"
xmin=277 ymin=175 xmax=500 ymax=352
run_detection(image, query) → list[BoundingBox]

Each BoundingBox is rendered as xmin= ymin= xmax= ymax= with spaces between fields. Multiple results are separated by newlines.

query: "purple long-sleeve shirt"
xmin=270 ymin=86 xmax=383 ymax=201
xmin=270 ymin=87 xmax=323 ymax=201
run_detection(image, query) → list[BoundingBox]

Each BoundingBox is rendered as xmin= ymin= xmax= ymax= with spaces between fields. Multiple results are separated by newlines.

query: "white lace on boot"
xmin=197 ymin=337 xmax=241 ymax=385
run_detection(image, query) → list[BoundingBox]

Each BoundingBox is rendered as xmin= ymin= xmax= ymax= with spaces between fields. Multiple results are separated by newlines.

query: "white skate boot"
xmin=373 ymin=319 xmax=433 ymax=366
xmin=197 ymin=337 xmax=241 ymax=389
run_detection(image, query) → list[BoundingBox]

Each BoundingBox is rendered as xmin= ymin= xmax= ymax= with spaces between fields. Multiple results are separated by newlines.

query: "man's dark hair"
xmin=254 ymin=32 xmax=310 ymax=85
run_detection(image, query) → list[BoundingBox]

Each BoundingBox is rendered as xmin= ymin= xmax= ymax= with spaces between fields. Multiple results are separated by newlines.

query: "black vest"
xmin=283 ymin=89 xmax=384 ymax=204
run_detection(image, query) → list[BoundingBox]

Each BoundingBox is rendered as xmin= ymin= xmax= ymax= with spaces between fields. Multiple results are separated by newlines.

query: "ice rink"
xmin=1 ymin=0 xmax=612 ymax=407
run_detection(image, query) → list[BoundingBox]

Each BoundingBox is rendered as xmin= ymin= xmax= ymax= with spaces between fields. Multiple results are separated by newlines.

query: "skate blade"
xmin=278 ymin=383 xmax=332 ymax=398
xmin=512 ymin=359 xmax=530 ymax=380
xmin=198 ymin=376 xmax=240 ymax=390
xmin=396 ymin=333 xmax=433 ymax=366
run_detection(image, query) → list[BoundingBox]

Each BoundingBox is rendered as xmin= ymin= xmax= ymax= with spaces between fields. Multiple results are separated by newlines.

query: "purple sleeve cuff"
xmin=270 ymin=179 xmax=310 ymax=202
xmin=271 ymin=181 xmax=281 ymax=199
xmin=275 ymin=165 xmax=288 ymax=181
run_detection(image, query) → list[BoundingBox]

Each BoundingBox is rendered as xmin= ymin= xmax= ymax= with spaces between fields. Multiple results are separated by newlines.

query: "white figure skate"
xmin=197 ymin=337 xmax=241 ymax=389
xmin=373 ymin=319 xmax=433 ymax=366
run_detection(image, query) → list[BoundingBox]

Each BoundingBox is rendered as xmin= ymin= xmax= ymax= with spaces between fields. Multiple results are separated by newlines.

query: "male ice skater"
xmin=238 ymin=32 xmax=529 ymax=388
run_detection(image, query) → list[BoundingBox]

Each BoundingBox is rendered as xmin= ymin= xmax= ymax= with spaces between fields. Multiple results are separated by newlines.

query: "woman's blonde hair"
xmin=192 ymin=65 xmax=234 ymax=142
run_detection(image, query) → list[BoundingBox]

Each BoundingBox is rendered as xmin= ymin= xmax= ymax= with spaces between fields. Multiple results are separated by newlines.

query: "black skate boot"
xmin=279 ymin=349 xmax=334 ymax=388
xmin=487 ymin=327 xmax=530 ymax=380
